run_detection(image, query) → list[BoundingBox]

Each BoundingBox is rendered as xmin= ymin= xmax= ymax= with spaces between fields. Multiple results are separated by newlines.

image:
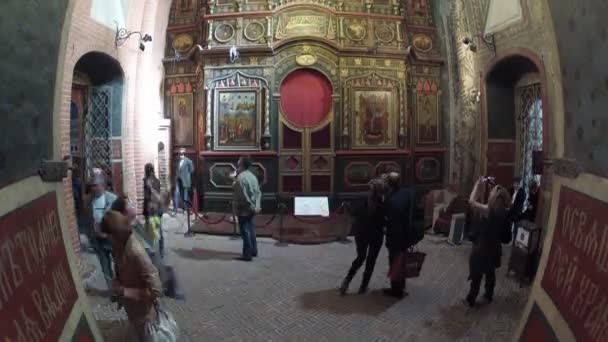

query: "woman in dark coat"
xmin=340 ymin=177 xmax=387 ymax=295
xmin=466 ymin=177 xmax=511 ymax=307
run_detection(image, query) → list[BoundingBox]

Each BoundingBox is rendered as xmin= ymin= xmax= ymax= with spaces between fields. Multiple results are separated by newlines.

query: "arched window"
xmin=516 ymin=83 xmax=542 ymax=187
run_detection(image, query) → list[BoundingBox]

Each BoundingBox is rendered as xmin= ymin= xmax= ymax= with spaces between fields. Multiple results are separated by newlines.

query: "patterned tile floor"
xmin=84 ymin=214 xmax=529 ymax=341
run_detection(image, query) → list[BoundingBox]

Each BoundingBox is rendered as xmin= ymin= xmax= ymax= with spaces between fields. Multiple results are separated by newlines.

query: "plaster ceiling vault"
xmin=484 ymin=0 xmax=523 ymax=35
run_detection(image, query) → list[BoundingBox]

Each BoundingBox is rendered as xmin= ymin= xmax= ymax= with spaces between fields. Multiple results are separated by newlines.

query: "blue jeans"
xmin=238 ymin=215 xmax=257 ymax=259
xmin=91 ymin=238 xmax=113 ymax=285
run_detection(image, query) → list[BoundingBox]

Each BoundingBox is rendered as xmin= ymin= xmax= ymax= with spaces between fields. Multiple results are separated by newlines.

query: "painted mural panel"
xmin=542 ymin=186 xmax=608 ymax=342
xmin=173 ymin=93 xmax=194 ymax=146
xmin=416 ymin=92 xmax=440 ymax=144
xmin=214 ymin=89 xmax=261 ymax=150
xmin=0 ymin=0 xmax=69 ymax=187
xmin=0 ymin=192 xmax=78 ymax=341
xmin=352 ymin=89 xmax=397 ymax=149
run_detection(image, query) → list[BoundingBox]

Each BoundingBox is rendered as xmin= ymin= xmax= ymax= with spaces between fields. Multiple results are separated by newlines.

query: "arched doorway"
xmin=483 ymin=52 xmax=545 ymax=219
xmin=70 ymin=52 xmax=124 ymax=237
xmin=279 ymin=68 xmax=334 ymax=193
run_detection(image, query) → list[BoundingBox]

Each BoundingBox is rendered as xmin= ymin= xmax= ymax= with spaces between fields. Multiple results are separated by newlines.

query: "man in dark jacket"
xmin=384 ymin=172 xmax=413 ymax=298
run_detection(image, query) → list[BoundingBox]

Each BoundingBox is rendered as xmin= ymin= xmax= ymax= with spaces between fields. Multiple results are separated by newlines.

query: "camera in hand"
xmin=482 ymin=176 xmax=496 ymax=185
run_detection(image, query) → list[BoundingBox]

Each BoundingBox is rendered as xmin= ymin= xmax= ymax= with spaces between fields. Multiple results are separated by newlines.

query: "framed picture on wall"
xmin=350 ymin=88 xmax=398 ymax=149
xmin=416 ymin=91 xmax=440 ymax=145
xmin=172 ymin=93 xmax=194 ymax=146
xmin=213 ymin=88 xmax=261 ymax=151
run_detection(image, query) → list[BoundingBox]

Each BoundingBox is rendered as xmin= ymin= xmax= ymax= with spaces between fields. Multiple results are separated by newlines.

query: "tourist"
xmin=509 ymin=176 xmax=526 ymax=221
xmin=89 ymin=172 xmax=117 ymax=287
xmin=143 ymin=163 xmax=164 ymax=258
xmin=233 ymin=155 xmax=262 ymax=261
xmin=340 ymin=177 xmax=386 ymax=295
xmin=523 ymin=180 xmax=540 ymax=222
xmin=101 ymin=210 xmax=167 ymax=341
xmin=465 ymin=177 xmax=511 ymax=307
xmin=383 ymin=172 xmax=413 ymax=298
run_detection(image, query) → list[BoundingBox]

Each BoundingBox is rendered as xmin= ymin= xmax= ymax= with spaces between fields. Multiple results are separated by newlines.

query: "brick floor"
xmin=84 ymin=214 xmax=529 ymax=341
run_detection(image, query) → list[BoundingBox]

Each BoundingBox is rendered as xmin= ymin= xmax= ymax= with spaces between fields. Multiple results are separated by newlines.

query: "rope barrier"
xmin=190 ymin=201 xmax=352 ymax=228
xmin=256 ymin=213 xmax=277 ymax=228
xmin=197 ymin=213 xmax=227 ymax=225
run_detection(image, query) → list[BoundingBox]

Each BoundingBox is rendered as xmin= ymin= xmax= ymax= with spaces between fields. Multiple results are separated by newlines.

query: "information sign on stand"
xmin=294 ymin=197 xmax=329 ymax=217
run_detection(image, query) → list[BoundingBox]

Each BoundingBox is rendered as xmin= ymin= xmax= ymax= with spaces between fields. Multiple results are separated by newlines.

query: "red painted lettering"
xmin=31 ymin=289 xmax=52 ymax=329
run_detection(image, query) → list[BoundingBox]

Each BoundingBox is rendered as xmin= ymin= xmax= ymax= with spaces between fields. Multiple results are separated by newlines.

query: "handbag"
xmin=145 ymin=306 xmax=179 ymax=342
xmin=403 ymin=249 xmax=426 ymax=278
xmin=388 ymin=248 xmax=427 ymax=281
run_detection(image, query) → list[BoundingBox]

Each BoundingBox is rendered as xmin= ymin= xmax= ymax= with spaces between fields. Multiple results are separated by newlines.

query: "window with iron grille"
xmin=516 ymin=83 xmax=542 ymax=188
xmin=85 ymin=86 xmax=113 ymax=181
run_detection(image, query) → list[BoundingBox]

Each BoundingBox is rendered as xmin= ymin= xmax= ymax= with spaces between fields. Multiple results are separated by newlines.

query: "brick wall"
xmin=59 ymin=0 xmax=171 ymax=256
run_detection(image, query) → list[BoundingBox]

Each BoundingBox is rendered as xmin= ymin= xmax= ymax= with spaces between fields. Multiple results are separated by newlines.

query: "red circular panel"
xmin=280 ymin=69 xmax=332 ymax=128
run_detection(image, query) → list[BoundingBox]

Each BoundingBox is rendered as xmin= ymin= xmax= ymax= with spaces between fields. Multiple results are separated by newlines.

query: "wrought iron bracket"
xmin=115 ymin=22 xmax=152 ymax=48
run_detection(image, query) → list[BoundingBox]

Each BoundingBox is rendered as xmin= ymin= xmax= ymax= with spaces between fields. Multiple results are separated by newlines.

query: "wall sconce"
xmin=471 ymin=89 xmax=481 ymax=103
xmin=462 ymin=34 xmax=496 ymax=55
xmin=115 ymin=23 xmax=152 ymax=51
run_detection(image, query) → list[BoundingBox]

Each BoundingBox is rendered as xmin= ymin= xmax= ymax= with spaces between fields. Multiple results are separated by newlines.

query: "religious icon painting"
xmin=351 ymin=88 xmax=398 ymax=149
xmin=345 ymin=162 xmax=374 ymax=188
xmin=416 ymin=91 xmax=440 ymax=145
xmin=415 ymin=156 xmax=442 ymax=183
xmin=214 ymin=88 xmax=261 ymax=150
xmin=172 ymin=93 xmax=194 ymax=146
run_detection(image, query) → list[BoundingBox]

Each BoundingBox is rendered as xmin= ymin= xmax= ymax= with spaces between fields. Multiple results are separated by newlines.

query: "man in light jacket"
xmin=233 ymin=156 xmax=262 ymax=261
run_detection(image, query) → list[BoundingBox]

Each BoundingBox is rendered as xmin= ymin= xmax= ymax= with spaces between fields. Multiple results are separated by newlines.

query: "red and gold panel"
xmin=310 ymin=175 xmax=332 ymax=193
xmin=280 ymin=155 xmax=302 ymax=173
xmin=310 ymin=123 xmax=332 ymax=150
xmin=282 ymin=175 xmax=303 ymax=193
xmin=280 ymin=69 xmax=333 ymax=129
xmin=310 ymin=155 xmax=331 ymax=172
xmin=282 ymin=123 xmax=302 ymax=149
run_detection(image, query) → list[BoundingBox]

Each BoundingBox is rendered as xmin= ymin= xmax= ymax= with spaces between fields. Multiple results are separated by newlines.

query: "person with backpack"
xmin=465 ymin=177 xmax=512 ymax=307
xmin=340 ymin=177 xmax=387 ymax=295
xmin=384 ymin=172 xmax=415 ymax=299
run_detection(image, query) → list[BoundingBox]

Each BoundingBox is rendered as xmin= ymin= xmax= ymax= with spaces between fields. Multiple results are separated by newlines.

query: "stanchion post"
xmin=230 ymin=200 xmax=240 ymax=240
xmin=337 ymin=202 xmax=352 ymax=244
xmin=184 ymin=201 xmax=194 ymax=237
xmin=275 ymin=202 xmax=288 ymax=247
